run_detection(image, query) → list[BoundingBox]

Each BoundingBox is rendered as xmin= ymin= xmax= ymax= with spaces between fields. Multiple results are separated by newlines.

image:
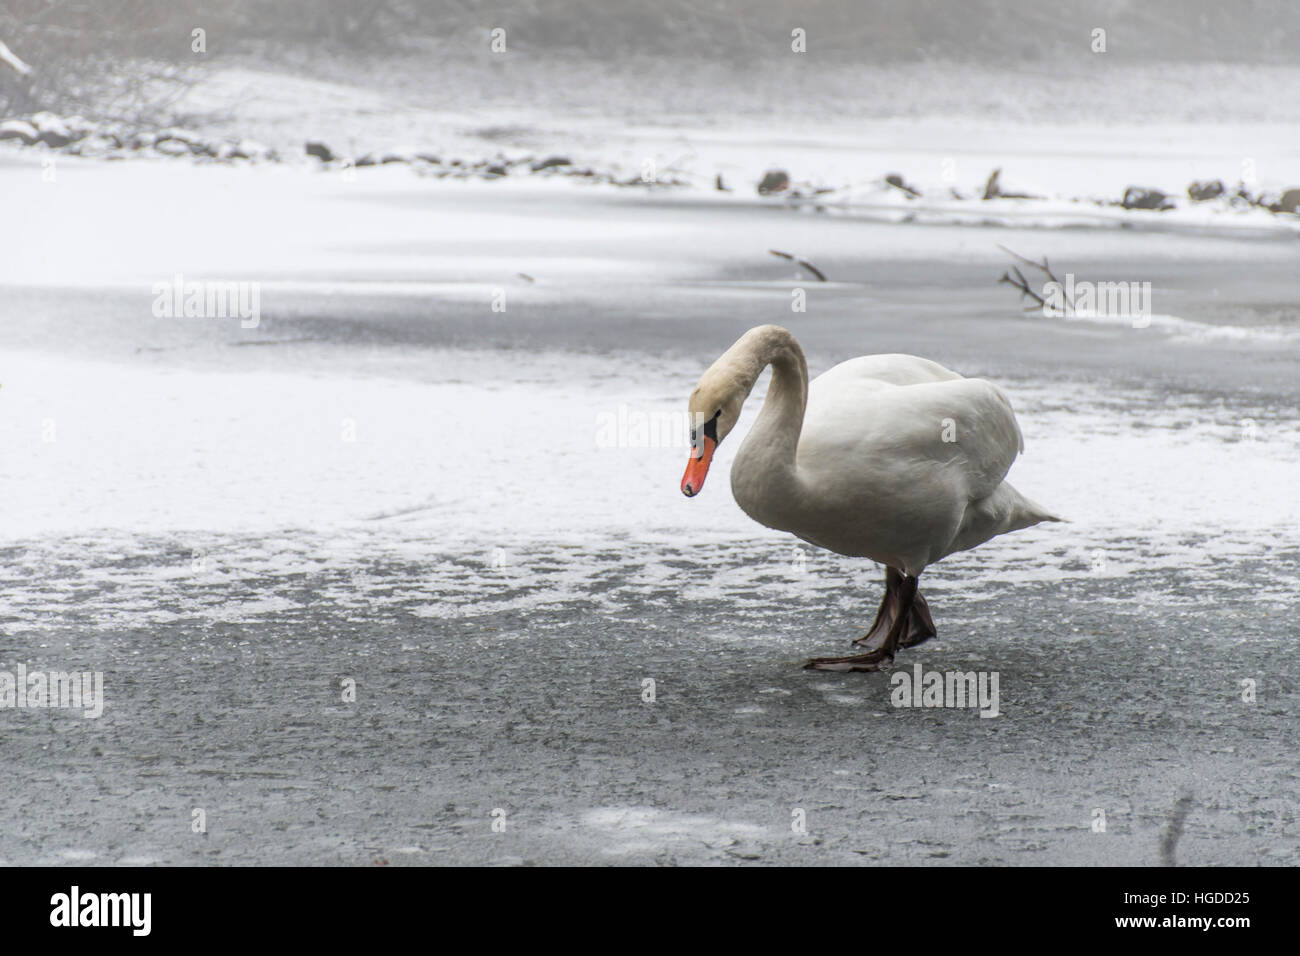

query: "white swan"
xmin=681 ymin=325 xmax=1059 ymax=671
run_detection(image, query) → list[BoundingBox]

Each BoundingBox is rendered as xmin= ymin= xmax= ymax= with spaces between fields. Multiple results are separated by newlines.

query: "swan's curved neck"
xmin=731 ymin=327 xmax=808 ymax=501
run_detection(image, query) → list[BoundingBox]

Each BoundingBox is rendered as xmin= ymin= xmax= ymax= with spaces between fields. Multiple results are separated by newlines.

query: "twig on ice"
xmin=997 ymin=244 xmax=1077 ymax=313
xmin=998 ymin=266 xmax=1045 ymax=311
xmin=769 ymin=249 xmax=827 ymax=282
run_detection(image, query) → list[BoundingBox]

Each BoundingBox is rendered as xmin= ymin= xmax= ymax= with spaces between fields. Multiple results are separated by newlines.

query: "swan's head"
xmin=681 ymin=370 xmax=745 ymax=497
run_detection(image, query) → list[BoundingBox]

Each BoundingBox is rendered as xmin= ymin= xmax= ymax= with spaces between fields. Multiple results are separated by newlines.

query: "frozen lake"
xmin=0 ymin=157 xmax=1296 ymax=864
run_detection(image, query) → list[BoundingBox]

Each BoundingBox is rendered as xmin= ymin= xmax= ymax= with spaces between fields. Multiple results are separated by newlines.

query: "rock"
xmin=1275 ymin=188 xmax=1300 ymax=214
xmin=356 ymin=150 xmax=406 ymax=167
xmin=62 ymin=114 xmax=91 ymax=130
xmin=245 ymin=140 xmax=275 ymax=161
xmin=1187 ymin=179 xmax=1224 ymax=202
xmin=305 ymin=141 xmax=334 ymax=162
xmin=716 ymin=173 xmax=730 ymax=192
xmin=154 ymin=138 xmax=193 ymax=156
xmin=531 ymin=155 xmax=571 ymax=171
xmin=29 ymin=111 xmax=73 ymax=147
xmin=146 ymin=128 xmax=210 ymax=157
xmin=67 ymin=134 xmax=120 ymax=158
xmin=757 ymin=169 xmax=790 ymax=196
xmin=884 ymin=172 xmax=921 ymax=197
xmin=1230 ymin=182 xmax=1258 ymax=205
xmin=484 ymin=163 xmax=508 ymax=177
xmin=130 ymin=132 xmax=157 ymax=150
xmin=93 ymin=124 xmax=124 ymax=148
xmin=157 ymin=127 xmax=205 ymax=147
xmin=60 ymin=115 xmax=94 ymax=142
xmin=0 ymin=119 xmax=38 ymax=145
xmin=1121 ymin=186 xmax=1174 ymax=211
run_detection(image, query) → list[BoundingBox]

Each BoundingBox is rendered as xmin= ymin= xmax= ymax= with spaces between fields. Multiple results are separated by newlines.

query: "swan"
xmin=681 ymin=325 xmax=1060 ymax=672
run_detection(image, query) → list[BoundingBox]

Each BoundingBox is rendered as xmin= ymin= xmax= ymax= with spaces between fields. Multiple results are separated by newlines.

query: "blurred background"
xmin=5 ymin=0 xmax=1300 ymax=123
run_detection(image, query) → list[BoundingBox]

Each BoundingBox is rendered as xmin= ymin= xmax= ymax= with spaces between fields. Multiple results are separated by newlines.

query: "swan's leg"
xmin=900 ymin=589 xmax=937 ymax=648
xmin=852 ymin=567 xmax=902 ymax=649
xmin=804 ymin=575 xmax=919 ymax=672
xmin=852 ymin=569 xmax=936 ymax=650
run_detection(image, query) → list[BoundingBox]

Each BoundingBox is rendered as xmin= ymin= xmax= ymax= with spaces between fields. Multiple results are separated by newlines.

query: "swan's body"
xmin=682 ymin=325 xmax=1058 ymax=671
xmin=733 ymin=350 xmax=1055 ymax=575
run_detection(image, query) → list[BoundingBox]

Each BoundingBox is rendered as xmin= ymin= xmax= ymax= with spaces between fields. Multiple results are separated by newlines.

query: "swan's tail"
xmin=1022 ymin=495 xmax=1068 ymax=525
xmin=946 ymin=482 xmax=1064 ymax=557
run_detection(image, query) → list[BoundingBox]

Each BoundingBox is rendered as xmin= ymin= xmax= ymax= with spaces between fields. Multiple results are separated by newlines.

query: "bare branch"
xmin=769 ymin=249 xmax=827 ymax=282
xmin=998 ymin=244 xmax=1077 ymax=314
xmin=998 ymin=267 xmax=1045 ymax=310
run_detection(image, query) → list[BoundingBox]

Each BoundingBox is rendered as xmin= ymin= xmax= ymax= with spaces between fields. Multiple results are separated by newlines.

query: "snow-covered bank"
xmin=7 ymin=111 xmax=1300 ymax=237
xmin=8 ymin=53 xmax=1300 ymax=238
xmin=4 ymin=155 xmax=1299 ymax=304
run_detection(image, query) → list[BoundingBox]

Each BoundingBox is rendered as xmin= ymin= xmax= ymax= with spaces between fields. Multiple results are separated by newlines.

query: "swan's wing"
xmin=802 ymin=373 xmax=1025 ymax=503
xmin=812 ymin=354 xmax=964 ymax=389
xmin=930 ymin=378 xmax=1025 ymax=500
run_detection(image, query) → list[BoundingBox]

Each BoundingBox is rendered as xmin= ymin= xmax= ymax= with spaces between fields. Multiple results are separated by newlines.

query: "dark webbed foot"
xmin=806 ymin=571 xmax=926 ymax=672
xmin=850 ymin=568 xmax=936 ymax=651
xmin=852 ymin=568 xmax=901 ymax=651
xmin=900 ymin=589 xmax=936 ymax=648
xmin=803 ymin=647 xmax=896 ymax=672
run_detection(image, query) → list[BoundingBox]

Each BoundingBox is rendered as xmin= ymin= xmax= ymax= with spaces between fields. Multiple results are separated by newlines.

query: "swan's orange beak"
xmin=681 ymin=435 xmax=716 ymax=497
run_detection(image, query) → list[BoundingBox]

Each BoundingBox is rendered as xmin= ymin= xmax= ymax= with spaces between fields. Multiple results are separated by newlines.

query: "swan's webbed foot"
xmin=851 ymin=569 xmax=937 ymax=651
xmin=806 ymin=571 xmax=923 ymax=673
xmin=899 ymin=589 xmax=936 ymax=648
xmin=852 ymin=575 xmax=899 ymax=651
xmin=803 ymin=648 xmax=895 ymax=672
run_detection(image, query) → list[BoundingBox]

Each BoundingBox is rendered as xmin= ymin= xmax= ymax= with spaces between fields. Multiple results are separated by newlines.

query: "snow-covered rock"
xmin=1122 ymin=186 xmax=1174 ymax=210
xmin=154 ymin=138 xmax=193 ymax=156
xmin=0 ymin=118 xmax=38 ymax=145
xmin=757 ymin=169 xmax=790 ymax=195
xmin=67 ymin=134 xmax=122 ymax=158
xmin=214 ymin=138 xmax=272 ymax=161
xmin=29 ymin=111 xmax=74 ymax=147
xmin=1187 ymin=180 xmax=1224 ymax=201
xmin=531 ymin=155 xmax=571 ymax=171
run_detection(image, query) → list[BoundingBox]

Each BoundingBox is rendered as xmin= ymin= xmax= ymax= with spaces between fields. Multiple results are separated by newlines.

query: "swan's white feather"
xmin=728 ymin=340 xmax=1056 ymax=575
